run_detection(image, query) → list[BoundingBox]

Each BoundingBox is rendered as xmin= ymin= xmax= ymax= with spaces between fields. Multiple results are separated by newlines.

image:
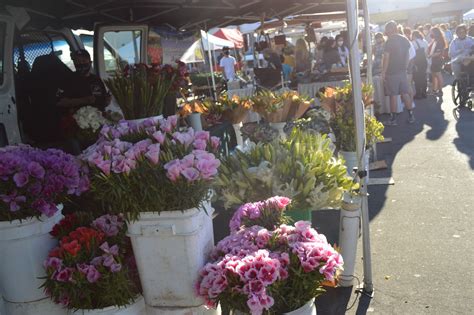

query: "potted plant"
xmin=318 ymin=83 xmax=384 ymax=176
xmin=215 ymin=130 xmax=354 ymax=221
xmin=251 ymin=91 xmax=311 ymax=139
xmin=196 ymin=197 xmax=343 ymax=315
xmin=43 ymin=213 xmax=144 ymax=314
xmin=218 ymin=92 xmax=253 ymax=147
xmin=0 ymin=145 xmax=89 ymax=306
xmin=82 ymin=115 xmax=221 ymax=310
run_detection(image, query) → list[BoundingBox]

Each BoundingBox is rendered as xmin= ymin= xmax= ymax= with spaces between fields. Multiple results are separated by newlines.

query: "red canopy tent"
xmin=211 ymin=28 xmax=244 ymax=49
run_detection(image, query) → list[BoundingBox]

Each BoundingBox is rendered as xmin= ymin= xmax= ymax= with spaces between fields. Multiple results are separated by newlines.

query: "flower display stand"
xmin=127 ymin=201 xmax=214 ymax=309
xmin=338 ymin=195 xmax=361 ymax=287
xmin=69 ymin=296 xmax=145 ymax=315
xmin=0 ymin=209 xmax=63 ymax=303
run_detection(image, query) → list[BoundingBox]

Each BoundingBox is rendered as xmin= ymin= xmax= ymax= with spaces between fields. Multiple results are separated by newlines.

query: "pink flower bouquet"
xmin=43 ymin=214 xmax=140 ymax=309
xmin=0 ymin=145 xmax=89 ymax=221
xmin=82 ymin=115 xmax=220 ymax=221
xmin=196 ymin=198 xmax=343 ymax=315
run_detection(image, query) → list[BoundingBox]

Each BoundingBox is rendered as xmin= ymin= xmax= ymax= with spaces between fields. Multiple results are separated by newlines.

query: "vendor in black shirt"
xmin=57 ymin=49 xmax=110 ymax=110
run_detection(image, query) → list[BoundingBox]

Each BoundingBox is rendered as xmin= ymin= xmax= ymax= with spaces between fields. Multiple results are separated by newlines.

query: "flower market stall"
xmin=1 ymin=1 xmax=379 ymax=314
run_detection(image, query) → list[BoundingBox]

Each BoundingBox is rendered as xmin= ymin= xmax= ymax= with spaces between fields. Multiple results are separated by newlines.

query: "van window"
xmin=103 ymin=30 xmax=142 ymax=73
xmin=13 ymin=31 xmax=75 ymax=73
xmin=79 ymin=33 xmax=115 ymax=72
xmin=0 ymin=22 xmax=6 ymax=86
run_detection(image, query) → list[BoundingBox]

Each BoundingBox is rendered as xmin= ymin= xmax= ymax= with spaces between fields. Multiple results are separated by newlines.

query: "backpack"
xmin=414 ymin=40 xmax=427 ymax=67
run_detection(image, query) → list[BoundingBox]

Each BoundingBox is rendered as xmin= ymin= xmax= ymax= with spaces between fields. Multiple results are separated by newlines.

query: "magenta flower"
xmin=193 ymin=139 xmax=207 ymax=150
xmin=13 ymin=172 xmax=29 ymax=188
xmin=145 ymin=143 xmax=160 ymax=165
xmin=152 ymin=131 xmax=166 ymax=144
xmin=195 ymin=131 xmax=210 ymax=142
xmin=55 ymin=268 xmax=73 ymax=282
xmin=181 ymin=167 xmax=200 ymax=182
xmin=44 ymin=257 xmax=63 ymax=270
xmin=210 ymin=136 xmax=220 ymax=151
xmin=27 ymin=161 xmax=45 ymax=179
xmin=96 ymin=160 xmax=111 ymax=175
xmin=164 ymin=159 xmax=182 ymax=182
xmin=86 ymin=266 xmax=101 ymax=283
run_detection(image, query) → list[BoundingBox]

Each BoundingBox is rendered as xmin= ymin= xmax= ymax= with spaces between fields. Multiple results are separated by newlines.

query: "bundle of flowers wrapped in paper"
xmin=196 ymin=198 xmax=343 ymax=315
xmin=219 ymin=92 xmax=253 ymax=124
xmin=0 ymin=145 xmax=89 ymax=222
xmin=317 ymin=82 xmax=383 ymax=151
xmin=43 ymin=213 xmax=140 ymax=309
xmin=178 ymin=98 xmax=224 ymax=128
xmin=251 ymin=90 xmax=311 ymax=123
xmin=81 ymin=115 xmax=221 ymax=221
xmin=215 ymin=130 xmax=354 ymax=211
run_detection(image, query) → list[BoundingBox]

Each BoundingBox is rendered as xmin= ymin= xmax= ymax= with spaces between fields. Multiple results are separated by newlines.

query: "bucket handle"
xmin=140 ymin=224 xmax=203 ymax=237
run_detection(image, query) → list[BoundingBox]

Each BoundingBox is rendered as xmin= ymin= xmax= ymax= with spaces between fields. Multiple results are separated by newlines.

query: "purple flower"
xmin=152 ymin=131 xmax=166 ymax=144
xmin=193 ymin=139 xmax=207 ymax=150
xmin=195 ymin=131 xmax=210 ymax=142
xmin=55 ymin=268 xmax=73 ymax=282
xmin=164 ymin=159 xmax=182 ymax=182
xmin=33 ymin=199 xmax=58 ymax=217
xmin=103 ymin=255 xmax=115 ymax=268
xmin=13 ymin=172 xmax=29 ymax=188
xmin=110 ymin=263 xmax=122 ymax=273
xmin=181 ymin=167 xmax=200 ymax=182
xmin=86 ymin=266 xmax=101 ymax=283
xmin=97 ymin=160 xmax=111 ymax=175
xmin=90 ymin=256 xmax=104 ymax=266
xmin=27 ymin=162 xmax=45 ymax=179
xmin=1 ymin=191 xmax=26 ymax=212
xmin=28 ymin=182 xmax=42 ymax=195
xmin=145 ymin=143 xmax=160 ymax=165
xmin=44 ymin=257 xmax=63 ymax=270
xmin=210 ymin=136 xmax=220 ymax=151
xmin=173 ymin=130 xmax=194 ymax=147
xmin=92 ymin=214 xmax=123 ymax=237
xmin=100 ymin=242 xmax=119 ymax=256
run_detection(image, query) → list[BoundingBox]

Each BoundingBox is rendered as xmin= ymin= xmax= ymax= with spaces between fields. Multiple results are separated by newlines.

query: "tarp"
xmin=200 ymin=31 xmax=235 ymax=51
xmin=464 ymin=9 xmax=474 ymax=20
xmin=211 ymin=28 xmax=244 ymax=48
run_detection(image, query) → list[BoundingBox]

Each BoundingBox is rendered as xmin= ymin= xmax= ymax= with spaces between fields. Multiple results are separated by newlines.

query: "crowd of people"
xmin=373 ymin=21 xmax=474 ymax=126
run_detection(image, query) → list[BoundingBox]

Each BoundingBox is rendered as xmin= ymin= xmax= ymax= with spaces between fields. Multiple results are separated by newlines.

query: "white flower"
xmin=73 ymin=106 xmax=109 ymax=131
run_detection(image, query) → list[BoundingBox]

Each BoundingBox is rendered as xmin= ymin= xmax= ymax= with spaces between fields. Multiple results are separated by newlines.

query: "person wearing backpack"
xmin=412 ymin=30 xmax=429 ymax=99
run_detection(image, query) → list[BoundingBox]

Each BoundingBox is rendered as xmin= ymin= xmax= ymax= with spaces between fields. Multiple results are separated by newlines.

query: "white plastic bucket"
xmin=339 ymin=150 xmax=370 ymax=178
xmin=284 ymin=299 xmax=316 ymax=315
xmin=232 ymin=298 xmax=316 ymax=315
xmin=145 ymin=304 xmax=221 ymax=315
xmin=127 ymin=201 xmax=214 ymax=307
xmin=2 ymin=297 xmax=67 ymax=315
xmin=232 ymin=122 xmax=244 ymax=147
xmin=0 ymin=208 xmax=63 ymax=303
xmin=188 ymin=113 xmax=203 ymax=132
xmin=69 ymin=296 xmax=145 ymax=315
xmin=269 ymin=122 xmax=287 ymax=140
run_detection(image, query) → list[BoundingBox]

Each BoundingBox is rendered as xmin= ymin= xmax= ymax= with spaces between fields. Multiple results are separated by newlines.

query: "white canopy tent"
xmin=201 ymin=32 xmax=235 ymax=51
xmin=463 ymin=9 xmax=474 ymax=20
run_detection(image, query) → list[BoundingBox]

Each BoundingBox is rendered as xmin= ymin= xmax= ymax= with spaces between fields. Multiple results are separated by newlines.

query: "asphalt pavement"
xmin=314 ymin=76 xmax=474 ymax=315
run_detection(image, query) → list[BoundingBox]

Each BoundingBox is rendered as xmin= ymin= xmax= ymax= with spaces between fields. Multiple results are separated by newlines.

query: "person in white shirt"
xmin=219 ymin=47 xmax=237 ymax=81
xmin=449 ymin=25 xmax=474 ymax=80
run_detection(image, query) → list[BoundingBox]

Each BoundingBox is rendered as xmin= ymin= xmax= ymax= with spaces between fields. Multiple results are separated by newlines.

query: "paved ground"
xmin=314 ymin=77 xmax=474 ymax=315
xmin=214 ymin=75 xmax=474 ymax=315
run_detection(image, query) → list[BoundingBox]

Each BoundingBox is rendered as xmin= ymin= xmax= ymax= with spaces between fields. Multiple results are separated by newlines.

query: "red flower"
xmin=50 ymin=214 xmax=77 ymax=237
xmin=62 ymin=240 xmax=81 ymax=257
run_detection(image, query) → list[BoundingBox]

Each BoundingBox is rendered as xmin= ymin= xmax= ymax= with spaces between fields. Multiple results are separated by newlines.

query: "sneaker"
xmin=384 ymin=119 xmax=398 ymax=126
xmin=408 ymin=113 xmax=415 ymax=124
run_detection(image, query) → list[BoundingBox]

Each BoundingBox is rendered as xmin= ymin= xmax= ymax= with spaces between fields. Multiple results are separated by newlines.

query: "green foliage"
xmin=190 ymin=72 xmax=223 ymax=87
xmin=216 ymin=130 xmax=354 ymax=210
xmin=105 ymin=66 xmax=173 ymax=120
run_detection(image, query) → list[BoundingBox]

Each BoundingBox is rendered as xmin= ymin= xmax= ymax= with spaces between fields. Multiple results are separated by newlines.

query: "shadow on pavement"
xmin=453 ymin=107 xmax=474 ymax=169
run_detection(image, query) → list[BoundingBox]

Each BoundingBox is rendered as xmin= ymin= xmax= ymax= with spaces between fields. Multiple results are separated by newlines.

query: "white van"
xmin=0 ymin=7 xmax=149 ymax=146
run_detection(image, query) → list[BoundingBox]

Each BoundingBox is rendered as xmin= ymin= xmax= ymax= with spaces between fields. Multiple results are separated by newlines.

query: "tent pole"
xmin=345 ymin=0 xmax=374 ymax=294
xmin=362 ymin=0 xmax=377 ymax=161
xmin=207 ymin=32 xmax=217 ymax=100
